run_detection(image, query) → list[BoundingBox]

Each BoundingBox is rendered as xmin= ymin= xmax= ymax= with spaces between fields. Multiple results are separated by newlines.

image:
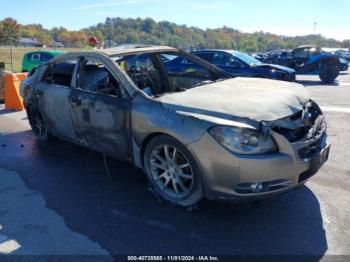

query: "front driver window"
xmin=161 ymin=52 xmax=215 ymax=91
xmin=77 ymin=58 xmax=121 ymax=97
xmin=213 ymin=53 xmax=243 ymax=67
xmin=116 ymin=54 xmax=163 ymax=96
xmin=162 ymin=53 xmax=211 ymax=79
xmin=293 ymin=49 xmax=309 ymax=58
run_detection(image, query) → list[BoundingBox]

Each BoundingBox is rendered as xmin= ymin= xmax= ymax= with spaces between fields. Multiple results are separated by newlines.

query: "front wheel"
xmin=144 ymin=135 xmax=204 ymax=207
xmin=319 ymin=63 xmax=339 ymax=83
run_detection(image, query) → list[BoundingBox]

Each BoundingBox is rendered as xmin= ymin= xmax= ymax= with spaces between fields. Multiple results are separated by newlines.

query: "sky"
xmin=1 ymin=0 xmax=349 ymax=40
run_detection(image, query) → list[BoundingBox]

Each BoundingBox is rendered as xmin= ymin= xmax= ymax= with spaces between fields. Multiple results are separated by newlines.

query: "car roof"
xmin=25 ymin=50 xmax=65 ymax=55
xmin=295 ymin=45 xmax=318 ymax=50
xmin=100 ymin=45 xmax=177 ymax=56
xmin=193 ymin=49 xmax=236 ymax=53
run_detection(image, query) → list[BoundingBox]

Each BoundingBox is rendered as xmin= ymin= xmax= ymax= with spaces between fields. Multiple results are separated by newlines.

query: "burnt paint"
xmin=69 ymin=87 xmax=132 ymax=161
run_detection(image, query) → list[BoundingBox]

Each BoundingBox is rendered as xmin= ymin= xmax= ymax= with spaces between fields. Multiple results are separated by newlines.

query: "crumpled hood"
xmin=255 ymin=63 xmax=296 ymax=74
xmin=156 ymin=77 xmax=310 ymax=122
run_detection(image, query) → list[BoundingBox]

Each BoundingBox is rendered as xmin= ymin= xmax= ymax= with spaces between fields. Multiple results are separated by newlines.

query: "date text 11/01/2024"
xmin=127 ymin=256 xmax=220 ymax=261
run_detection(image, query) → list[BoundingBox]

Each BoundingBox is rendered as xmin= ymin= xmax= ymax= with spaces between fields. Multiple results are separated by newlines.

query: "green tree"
xmin=142 ymin=18 xmax=157 ymax=34
xmin=0 ymin=17 xmax=20 ymax=45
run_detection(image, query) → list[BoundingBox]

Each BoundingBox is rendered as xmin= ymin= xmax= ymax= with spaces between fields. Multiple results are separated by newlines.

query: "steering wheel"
xmin=133 ymin=72 xmax=156 ymax=91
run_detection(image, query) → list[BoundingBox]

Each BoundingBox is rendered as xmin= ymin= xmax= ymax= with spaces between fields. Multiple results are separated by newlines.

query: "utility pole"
xmin=313 ymin=22 xmax=317 ymax=35
xmin=106 ymin=17 xmax=112 ymax=48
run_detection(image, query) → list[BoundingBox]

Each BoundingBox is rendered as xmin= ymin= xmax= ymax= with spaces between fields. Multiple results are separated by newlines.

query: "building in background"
xmin=19 ymin=37 xmax=43 ymax=47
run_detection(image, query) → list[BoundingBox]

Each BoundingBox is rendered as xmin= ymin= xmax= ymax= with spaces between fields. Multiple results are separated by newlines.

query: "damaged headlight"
xmin=209 ymin=126 xmax=277 ymax=155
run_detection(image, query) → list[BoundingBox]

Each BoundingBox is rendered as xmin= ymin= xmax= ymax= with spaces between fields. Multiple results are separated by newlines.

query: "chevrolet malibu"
xmin=20 ymin=45 xmax=330 ymax=207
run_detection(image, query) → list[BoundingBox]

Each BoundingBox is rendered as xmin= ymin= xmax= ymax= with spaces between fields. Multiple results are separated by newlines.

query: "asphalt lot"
xmin=0 ymin=72 xmax=350 ymax=257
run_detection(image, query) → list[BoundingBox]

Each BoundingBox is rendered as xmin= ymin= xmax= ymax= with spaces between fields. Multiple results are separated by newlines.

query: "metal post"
xmin=108 ymin=28 xmax=111 ymax=48
xmin=106 ymin=17 xmax=112 ymax=48
xmin=313 ymin=22 xmax=317 ymax=35
xmin=9 ymin=46 xmax=13 ymax=72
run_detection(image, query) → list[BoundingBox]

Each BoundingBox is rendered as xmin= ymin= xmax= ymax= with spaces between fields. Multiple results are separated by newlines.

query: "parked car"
xmin=338 ymin=58 xmax=349 ymax=71
xmin=335 ymin=49 xmax=350 ymax=63
xmin=264 ymin=46 xmax=342 ymax=83
xmin=20 ymin=45 xmax=330 ymax=207
xmin=22 ymin=50 xmax=65 ymax=73
xmin=186 ymin=50 xmax=295 ymax=82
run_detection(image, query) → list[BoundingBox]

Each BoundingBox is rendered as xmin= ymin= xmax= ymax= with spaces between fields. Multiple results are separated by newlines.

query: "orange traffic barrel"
xmin=4 ymin=73 xmax=27 ymax=111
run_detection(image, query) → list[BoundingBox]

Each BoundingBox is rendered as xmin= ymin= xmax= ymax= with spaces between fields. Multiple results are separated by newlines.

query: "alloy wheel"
xmin=149 ymin=144 xmax=194 ymax=200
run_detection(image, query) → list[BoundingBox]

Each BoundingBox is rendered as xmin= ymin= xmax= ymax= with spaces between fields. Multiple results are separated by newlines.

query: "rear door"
xmin=35 ymin=58 xmax=79 ymax=141
xmin=69 ymin=55 xmax=132 ymax=160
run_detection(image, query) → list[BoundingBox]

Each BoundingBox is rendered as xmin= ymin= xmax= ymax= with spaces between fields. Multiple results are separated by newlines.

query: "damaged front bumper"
xmin=188 ymin=124 xmax=330 ymax=202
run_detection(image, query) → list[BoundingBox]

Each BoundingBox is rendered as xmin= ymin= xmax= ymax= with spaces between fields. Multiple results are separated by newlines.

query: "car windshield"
xmin=230 ymin=51 xmax=262 ymax=66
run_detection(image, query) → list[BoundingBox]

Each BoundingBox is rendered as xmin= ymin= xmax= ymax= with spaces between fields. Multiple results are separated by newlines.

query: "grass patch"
xmin=0 ymin=47 xmax=84 ymax=72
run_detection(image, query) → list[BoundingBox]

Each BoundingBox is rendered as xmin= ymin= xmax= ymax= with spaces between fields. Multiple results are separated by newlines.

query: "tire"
xmin=26 ymin=106 xmax=51 ymax=142
xmin=144 ymin=135 xmax=204 ymax=207
xmin=319 ymin=63 xmax=339 ymax=83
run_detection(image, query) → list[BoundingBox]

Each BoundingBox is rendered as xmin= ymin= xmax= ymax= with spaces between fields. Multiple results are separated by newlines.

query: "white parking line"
xmin=321 ymin=106 xmax=350 ymax=113
xmin=336 ymin=81 xmax=350 ymax=86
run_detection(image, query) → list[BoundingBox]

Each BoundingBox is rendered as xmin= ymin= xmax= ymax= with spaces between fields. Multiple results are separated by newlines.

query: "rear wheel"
xmin=144 ymin=135 xmax=204 ymax=207
xmin=319 ymin=62 xmax=339 ymax=83
xmin=26 ymin=106 xmax=51 ymax=141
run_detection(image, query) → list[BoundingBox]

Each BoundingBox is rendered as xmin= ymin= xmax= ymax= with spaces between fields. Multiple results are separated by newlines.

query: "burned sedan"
xmin=20 ymin=45 xmax=330 ymax=207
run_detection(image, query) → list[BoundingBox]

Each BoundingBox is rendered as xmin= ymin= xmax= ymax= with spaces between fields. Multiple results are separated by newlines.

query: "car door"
xmin=69 ymin=55 xmax=132 ymax=160
xmin=35 ymin=58 xmax=79 ymax=141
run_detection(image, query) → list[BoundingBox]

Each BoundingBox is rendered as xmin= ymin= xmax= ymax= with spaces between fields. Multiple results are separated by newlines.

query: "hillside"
xmin=1 ymin=17 xmax=349 ymax=53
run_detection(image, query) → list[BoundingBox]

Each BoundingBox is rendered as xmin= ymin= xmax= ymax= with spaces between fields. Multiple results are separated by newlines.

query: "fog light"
xmin=250 ymin=182 xmax=263 ymax=193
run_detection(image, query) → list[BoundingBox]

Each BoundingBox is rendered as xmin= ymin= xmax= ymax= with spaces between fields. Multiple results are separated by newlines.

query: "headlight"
xmin=209 ymin=126 xmax=277 ymax=155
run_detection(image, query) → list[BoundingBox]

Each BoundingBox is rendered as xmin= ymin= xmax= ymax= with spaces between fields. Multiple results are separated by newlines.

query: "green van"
xmin=22 ymin=50 xmax=65 ymax=72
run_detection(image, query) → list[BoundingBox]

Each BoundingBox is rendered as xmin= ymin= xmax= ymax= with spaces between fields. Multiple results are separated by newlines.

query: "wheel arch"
xmin=139 ymin=132 xmax=170 ymax=168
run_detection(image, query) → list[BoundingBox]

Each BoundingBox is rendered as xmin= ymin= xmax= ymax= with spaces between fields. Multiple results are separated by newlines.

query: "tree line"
xmin=0 ymin=17 xmax=349 ymax=52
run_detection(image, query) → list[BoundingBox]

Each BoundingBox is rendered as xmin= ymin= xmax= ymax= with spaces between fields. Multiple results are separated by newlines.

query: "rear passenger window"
xmin=43 ymin=59 xmax=77 ymax=88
